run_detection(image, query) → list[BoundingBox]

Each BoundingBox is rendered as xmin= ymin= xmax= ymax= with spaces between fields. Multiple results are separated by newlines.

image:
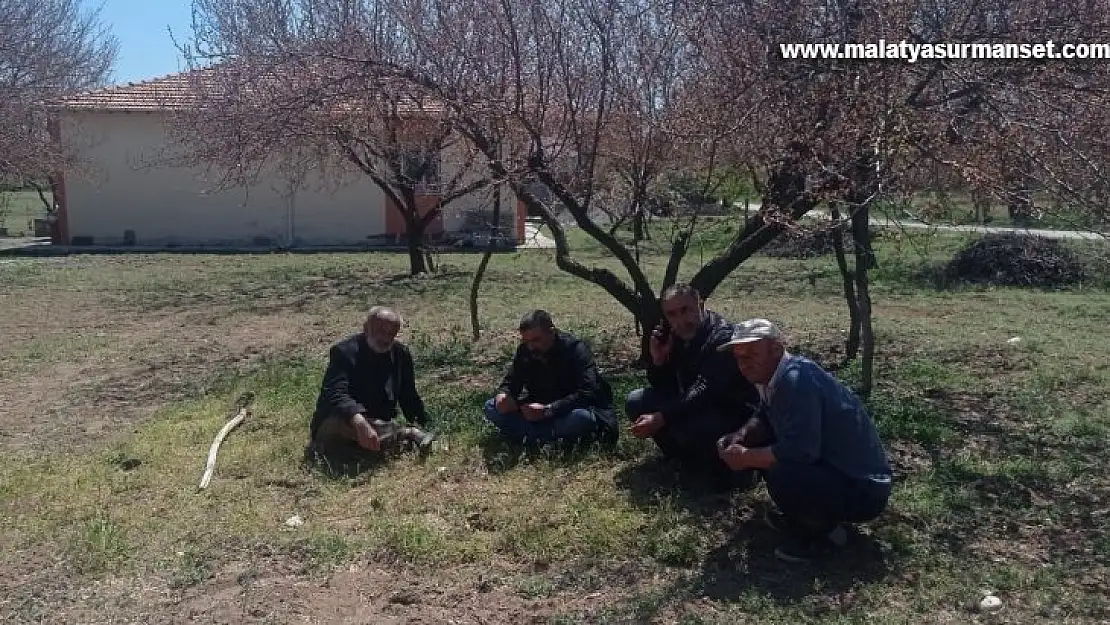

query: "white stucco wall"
xmin=59 ymin=110 xmax=389 ymax=246
xmin=436 ymin=138 xmax=516 ymax=236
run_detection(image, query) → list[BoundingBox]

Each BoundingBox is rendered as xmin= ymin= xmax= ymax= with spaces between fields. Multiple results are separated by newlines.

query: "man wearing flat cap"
xmin=716 ymin=318 xmax=893 ymax=563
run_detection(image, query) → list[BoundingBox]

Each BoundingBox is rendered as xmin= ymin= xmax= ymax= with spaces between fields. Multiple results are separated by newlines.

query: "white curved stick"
xmin=198 ymin=406 xmax=249 ymax=491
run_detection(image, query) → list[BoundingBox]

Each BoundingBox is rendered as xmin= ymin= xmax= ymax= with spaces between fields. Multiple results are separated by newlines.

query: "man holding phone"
xmin=625 ymin=283 xmax=761 ymax=488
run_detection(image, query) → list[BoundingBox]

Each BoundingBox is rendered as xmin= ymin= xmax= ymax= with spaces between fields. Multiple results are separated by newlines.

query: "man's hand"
xmin=521 ymin=403 xmax=547 ymax=421
xmin=717 ymin=430 xmax=743 ymax=451
xmin=494 ymin=393 xmax=519 ymax=415
xmin=648 ymin=327 xmax=674 ymax=366
xmin=351 ymin=414 xmax=381 ymax=452
xmin=718 ymin=442 xmax=749 ymax=471
xmin=629 ymin=412 xmax=665 ymax=438
xmin=736 ymin=417 xmax=771 ymax=447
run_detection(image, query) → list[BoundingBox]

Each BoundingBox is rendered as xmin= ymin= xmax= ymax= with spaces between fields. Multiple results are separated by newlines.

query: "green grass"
xmin=1 ymin=226 xmax=1108 ymax=622
xmin=0 ymin=190 xmax=50 ymax=236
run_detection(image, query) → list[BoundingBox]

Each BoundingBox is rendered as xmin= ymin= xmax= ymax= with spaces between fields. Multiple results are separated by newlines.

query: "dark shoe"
xmin=764 ymin=509 xmax=848 ymax=547
xmin=773 ymin=536 xmax=835 ymax=564
xmin=764 ymin=508 xmax=790 ymax=533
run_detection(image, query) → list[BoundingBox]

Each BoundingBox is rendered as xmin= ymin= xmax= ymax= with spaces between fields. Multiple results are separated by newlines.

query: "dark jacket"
xmin=310 ymin=333 xmax=428 ymax=438
xmin=497 ymin=330 xmax=615 ymax=421
xmin=646 ymin=310 xmax=761 ymax=422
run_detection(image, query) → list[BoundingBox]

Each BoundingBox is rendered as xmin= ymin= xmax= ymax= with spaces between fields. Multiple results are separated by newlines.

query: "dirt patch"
xmin=5 ymin=552 xmax=665 ymax=625
xmin=0 ymin=285 xmax=332 ymax=455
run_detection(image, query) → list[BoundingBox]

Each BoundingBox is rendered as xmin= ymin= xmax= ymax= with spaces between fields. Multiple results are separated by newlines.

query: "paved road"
xmin=806 ymin=209 xmax=1108 ymax=241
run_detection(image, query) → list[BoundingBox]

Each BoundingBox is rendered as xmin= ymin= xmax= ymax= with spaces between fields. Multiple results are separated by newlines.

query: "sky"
xmin=84 ymin=0 xmax=195 ymax=85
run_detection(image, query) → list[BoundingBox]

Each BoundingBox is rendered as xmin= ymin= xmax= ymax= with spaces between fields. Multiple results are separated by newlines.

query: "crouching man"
xmin=484 ymin=310 xmax=618 ymax=448
xmin=717 ymin=319 xmax=893 ymax=563
xmin=306 ymin=306 xmax=436 ymax=470
xmin=626 ymin=284 xmax=761 ymax=488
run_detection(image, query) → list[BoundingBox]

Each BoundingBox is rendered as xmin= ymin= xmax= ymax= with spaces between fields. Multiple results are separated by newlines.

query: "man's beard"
xmin=369 ymin=339 xmax=393 ymax=354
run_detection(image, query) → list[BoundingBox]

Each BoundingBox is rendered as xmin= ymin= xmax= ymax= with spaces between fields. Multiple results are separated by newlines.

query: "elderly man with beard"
xmin=483 ymin=309 xmax=619 ymax=448
xmin=625 ymin=283 xmax=761 ymax=488
xmin=306 ymin=306 xmax=436 ymax=468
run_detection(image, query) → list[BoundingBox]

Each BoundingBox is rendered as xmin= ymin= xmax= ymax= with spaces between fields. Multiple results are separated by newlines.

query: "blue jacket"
xmin=764 ymin=354 xmax=892 ymax=493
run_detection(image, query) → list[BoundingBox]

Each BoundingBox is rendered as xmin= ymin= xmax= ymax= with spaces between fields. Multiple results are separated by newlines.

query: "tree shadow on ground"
xmin=564 ymin=500 xmax=896 ymax=622
xmin=302 ymin=439 xmax=430 ymax=480
xmin=612 ymin=453 xmax=760 ymax=517
xmin=693 ymin=513 xmax=893 ymax=607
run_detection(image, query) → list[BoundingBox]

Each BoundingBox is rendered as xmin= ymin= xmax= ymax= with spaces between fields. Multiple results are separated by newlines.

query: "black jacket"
xmin=647 ymin=310 xmax=760 ymax=421
xmin=310 ymin=333 xmax=428 ymax=437
xmin=497 ymin=330 xmax=614 ymax=420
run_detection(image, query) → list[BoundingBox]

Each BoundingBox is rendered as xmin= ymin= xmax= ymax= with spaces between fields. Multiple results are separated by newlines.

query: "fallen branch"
xmin=198 ymin=392 xmax=255 ymax=491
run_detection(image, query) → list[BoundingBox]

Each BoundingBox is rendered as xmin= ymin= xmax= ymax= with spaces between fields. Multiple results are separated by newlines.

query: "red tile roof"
xmin=51 ymin=68 xmax=446 ymax=117
xmin=50 ymin=70 xmax=209 ymax=112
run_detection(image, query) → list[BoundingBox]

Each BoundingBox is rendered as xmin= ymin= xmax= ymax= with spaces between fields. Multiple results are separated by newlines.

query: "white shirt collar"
xmin=756 ymin=349 xmax=791 ymax=404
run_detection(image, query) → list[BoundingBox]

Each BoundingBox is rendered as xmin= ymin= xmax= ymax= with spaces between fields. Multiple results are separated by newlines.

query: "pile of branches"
xmin=944 ymin=233 xmax=1086 ymax=288
xmin=762 ymin=225 xmax=882 ymax=259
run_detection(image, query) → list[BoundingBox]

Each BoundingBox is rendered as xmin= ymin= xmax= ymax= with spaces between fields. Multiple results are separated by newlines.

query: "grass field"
xmin=1 ymin=225 xmax=1108 ymax=623
xmin=0 ymin=190 xmax=52 ymax=237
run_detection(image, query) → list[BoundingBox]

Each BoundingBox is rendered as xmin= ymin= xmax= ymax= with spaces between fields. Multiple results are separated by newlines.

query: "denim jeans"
xmin=483 ymin=398 xmax=604 ymax=444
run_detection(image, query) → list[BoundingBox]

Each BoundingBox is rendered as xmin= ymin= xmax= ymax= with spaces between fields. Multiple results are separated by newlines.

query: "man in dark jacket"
xmin=484 ymin=310 xmax=618 ymax=447
xmin=307 ymin=306 xmax=436 ymax=468
xmin=626 ymin=283 xmax=761 ymax=482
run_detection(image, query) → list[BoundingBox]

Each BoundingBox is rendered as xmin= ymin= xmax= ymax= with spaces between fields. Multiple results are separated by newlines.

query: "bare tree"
xmin=176 ymin=1 xmax=491 ymax=274
xmin=0 ymin=0 xmax=117 ymax=205
xmin=698 ymin=0 xmax=1110 ymax=395
xmin=361 ymin=0 xmax=819 ymax=362
xmin=174 ymin=0 xmax=1109 ymax=375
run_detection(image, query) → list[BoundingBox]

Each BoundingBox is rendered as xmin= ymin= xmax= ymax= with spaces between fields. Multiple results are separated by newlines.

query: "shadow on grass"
xmin=611 ymin=454 xmax=755 ymax=517
xmin=693 ymin=515 xmax=892 ymax=603
xmin=477 ymin=425 xmax=623 ymax=476
xmin=560 ymin=502 xmax=894 ymax=622
xmin=302 ymin=438 xmax=436 ymax=480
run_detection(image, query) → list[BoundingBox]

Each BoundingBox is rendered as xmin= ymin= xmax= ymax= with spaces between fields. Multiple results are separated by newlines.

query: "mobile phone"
xmin=652 ymin=319 xmax=671 ymax=341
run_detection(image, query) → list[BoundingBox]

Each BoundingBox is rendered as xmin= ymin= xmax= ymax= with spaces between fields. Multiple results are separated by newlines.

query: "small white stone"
xmin=437 ymin=466 xmax=448 ymax=475
xmin=1007 ymin=337 xmax=1022 ymax=344
xmin=284 ymin=515 xmax=304 ymax=528
xmin=980 ymin=595 xmax=1003 ymax=612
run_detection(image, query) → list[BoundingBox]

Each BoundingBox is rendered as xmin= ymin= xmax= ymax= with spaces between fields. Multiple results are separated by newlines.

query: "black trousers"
xmin=625 ymin=387 xmax=747 ymax=476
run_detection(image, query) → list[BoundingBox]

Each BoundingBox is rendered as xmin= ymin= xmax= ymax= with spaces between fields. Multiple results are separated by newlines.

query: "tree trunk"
xmin=830 ymin=204 xmax=861 ymax=360
xmin=635 ymin=300 xmax=662 ymax=367
xmin=406 ymin=218 xmax=429 ymax=275
xmin=469 ymin=184 xmax=503 ymax=341
xmin=691 ymin=159 xmax=815 ymax=298
xmin=850 ymin=201 xmax=875 ymax=397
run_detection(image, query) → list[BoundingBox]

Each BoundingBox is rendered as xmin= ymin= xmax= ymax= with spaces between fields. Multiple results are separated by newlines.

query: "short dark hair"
xmin=519 ymin=309 xmax=555 ymax=332
xmin=661 ymin=283 xmax=700 ymax=303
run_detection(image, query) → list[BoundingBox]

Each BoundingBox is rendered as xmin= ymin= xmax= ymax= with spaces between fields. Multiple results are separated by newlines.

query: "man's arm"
xmin=645 ymin=360 xmax=677 ymax=392
xmin=544 ymin=341 xmax=604 ymax=418
xmin=496 ymin=345 xmax=526 ymax=399
xmin=656 ymin=346 xmax=735 ymax=422
xmin=321 ymin=344 xmax=367 ymax=420
xmin=396 ymin=346 xmax=429 ymax=426
xmin=766 ymin=367 xmax=822 ymax=464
